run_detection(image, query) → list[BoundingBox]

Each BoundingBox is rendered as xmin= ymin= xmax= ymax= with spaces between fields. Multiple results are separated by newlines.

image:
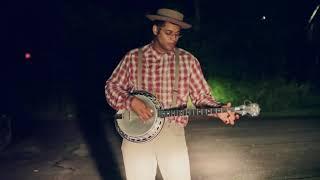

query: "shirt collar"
xmin=149 ymin=41 xmax=175 ymax=58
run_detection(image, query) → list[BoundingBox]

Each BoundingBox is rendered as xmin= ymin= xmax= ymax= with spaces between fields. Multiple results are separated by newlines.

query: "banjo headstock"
xmin=234 ymin=101 xmax=260 ymax=117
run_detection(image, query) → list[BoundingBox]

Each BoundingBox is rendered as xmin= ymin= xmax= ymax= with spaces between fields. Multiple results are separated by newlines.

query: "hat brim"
xmin=146 ymin=14 xmax=192 ymax=29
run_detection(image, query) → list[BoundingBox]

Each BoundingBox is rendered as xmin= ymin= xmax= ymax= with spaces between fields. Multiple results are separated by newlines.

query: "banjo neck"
xmin=114 ymin=90 xmax=260 ymax=143
xmin=158 ymin=107 xmax=236 ymax=118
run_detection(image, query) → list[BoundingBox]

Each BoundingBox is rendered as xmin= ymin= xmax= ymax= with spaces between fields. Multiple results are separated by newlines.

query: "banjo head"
xmin=116 ymin=110 xmax=155 ymax=137
xmin=115 ymin=91 xmax=164 ymax=143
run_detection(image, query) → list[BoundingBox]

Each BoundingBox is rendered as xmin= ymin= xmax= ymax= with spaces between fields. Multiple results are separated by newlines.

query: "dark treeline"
xmin=2 ymin=0 xmax=320 ymax=120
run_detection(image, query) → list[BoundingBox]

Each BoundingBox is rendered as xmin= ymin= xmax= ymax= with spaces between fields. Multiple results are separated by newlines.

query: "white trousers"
xmin=121 ymin=120 xmax=191 ymax=180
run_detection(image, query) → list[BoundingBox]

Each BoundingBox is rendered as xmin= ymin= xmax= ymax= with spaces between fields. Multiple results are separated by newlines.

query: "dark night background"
xmin=4 ymin=1 xmax=319 ymax=110
xmin=2 ymin=0 xmax=320 ymax=135
xmin=1 ymin=0 xmax=320 ymax=138
xmin=1 ymin=0 xmax=320 ymax=179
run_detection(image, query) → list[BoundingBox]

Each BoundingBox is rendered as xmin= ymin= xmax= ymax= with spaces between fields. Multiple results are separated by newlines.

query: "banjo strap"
xmin=137 ymin=48 xmax=143 ymax=90
xmin=173 ymin=48 xmax=179 ymax=106
xmin=137 ymin=48 xmax=179 ymax=107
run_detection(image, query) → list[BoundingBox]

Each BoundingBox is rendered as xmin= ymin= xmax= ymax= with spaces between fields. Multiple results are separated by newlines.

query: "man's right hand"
xmin=130 ymin=97 xmax=154 ymax=121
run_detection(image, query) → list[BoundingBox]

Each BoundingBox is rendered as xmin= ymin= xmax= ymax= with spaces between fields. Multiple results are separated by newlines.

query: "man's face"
xmin=153 ymin=22 xmax=181 ymax=52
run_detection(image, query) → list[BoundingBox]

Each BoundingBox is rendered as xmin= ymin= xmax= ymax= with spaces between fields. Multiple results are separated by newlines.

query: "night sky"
xmin=2 ymin=0 xmax=319 ymax=125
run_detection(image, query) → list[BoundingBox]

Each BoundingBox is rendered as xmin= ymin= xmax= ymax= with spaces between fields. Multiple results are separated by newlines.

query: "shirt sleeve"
xmin=189 ymin=57 xmax=221 ymax=107
xmin=105 ymin=52 xmax=134 ymax=111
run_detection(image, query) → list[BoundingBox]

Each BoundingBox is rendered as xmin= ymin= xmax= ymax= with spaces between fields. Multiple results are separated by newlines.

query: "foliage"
xmin=208 ymin=77 xmax=320 ymax=113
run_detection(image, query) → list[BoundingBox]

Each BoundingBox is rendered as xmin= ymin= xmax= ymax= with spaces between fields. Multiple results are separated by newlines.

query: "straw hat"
xmin=146 ymin=8 xmax=192 ymax=29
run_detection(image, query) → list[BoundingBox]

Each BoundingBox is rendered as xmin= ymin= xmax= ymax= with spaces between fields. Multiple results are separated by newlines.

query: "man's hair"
xmin=153 ymin=20 xmax=166 ymax=28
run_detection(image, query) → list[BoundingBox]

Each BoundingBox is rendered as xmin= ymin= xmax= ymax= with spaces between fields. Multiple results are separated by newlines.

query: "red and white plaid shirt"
xmin=105 ymin=42 xmax=219 ymax=126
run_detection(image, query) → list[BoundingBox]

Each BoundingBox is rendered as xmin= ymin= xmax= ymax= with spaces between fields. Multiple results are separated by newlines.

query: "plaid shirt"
xmin=105 ymin=42 xmax=219 ymax=126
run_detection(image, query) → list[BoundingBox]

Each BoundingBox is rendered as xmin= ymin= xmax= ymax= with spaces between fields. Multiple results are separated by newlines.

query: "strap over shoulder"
xmin=172 ymin=48 xmax=180 ymax=106
xmin=137 ymin=48 xmax=143 ymax=90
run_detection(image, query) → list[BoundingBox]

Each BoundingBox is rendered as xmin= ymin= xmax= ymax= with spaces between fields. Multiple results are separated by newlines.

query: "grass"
xmin=207 ymin=77 xmax=320 ymax=118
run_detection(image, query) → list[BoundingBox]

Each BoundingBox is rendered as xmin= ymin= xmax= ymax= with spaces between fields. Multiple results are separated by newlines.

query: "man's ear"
xmin=152 ymin=25 xmax=159 ymax=36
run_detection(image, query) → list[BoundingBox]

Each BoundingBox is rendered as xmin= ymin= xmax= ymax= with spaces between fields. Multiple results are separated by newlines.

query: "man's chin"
xmin=166 ymin=46 xmax=175 ymax=51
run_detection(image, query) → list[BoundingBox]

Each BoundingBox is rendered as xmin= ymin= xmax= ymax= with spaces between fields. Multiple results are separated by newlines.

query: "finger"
xmin=231 ymin=113 xmax=239 ymax=125
xmin=138 ymin=115 xmax=146 ymax=122
xmin=229 ymin=117 xmax=235 ymax=125
xmin=218 ymin=113 xmax=228 ymax=124
xmin=228 ymin=112 xmax=235 ymax=119
xmin=225 ymin=103 xmax=232 ymax=114
xmin=139 ymin=107 xmax=151 ymax=119
xmin=226 ymin=112 xmax=233 ymax=124
xmin=138 ymin=110 xmax=149 ymax=121
xmin=222 ymin=117 xmax=229 ymax=124
xmin=146 ymin=108 xmax=154 ymax=118
xmin=146 ymin=108 xmax=153 ymax=117
xmin=142 ymin=111 xmax=151 ymax=121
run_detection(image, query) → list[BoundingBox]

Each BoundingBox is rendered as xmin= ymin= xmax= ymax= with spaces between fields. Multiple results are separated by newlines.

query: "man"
xmin=105 ymin=8 xmax=238 ymax=180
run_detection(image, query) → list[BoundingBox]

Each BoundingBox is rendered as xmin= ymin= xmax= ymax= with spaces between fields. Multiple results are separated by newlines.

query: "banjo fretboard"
xmin=158 ymin=107 xmax=236 ymax=118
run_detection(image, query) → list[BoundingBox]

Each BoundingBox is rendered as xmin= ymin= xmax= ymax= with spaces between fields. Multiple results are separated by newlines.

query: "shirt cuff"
xmin=125 ymin=95 xmax=134 ymax=111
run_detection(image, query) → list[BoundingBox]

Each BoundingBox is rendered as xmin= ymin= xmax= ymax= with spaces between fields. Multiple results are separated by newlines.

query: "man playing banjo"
xmin=105 ymin=7 xmax=239 ymax=180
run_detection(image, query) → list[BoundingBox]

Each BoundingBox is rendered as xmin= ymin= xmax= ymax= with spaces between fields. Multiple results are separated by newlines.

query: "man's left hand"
xmin=216 ymin=102 xmax=239 ymax=125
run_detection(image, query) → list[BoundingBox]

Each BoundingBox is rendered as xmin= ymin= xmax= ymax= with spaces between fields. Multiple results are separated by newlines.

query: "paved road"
xmin=1 ymin=117 xmax=320 ymax=180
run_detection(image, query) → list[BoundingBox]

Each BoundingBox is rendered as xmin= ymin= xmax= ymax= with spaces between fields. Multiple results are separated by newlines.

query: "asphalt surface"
xmin=1 ymin=116 xmax=320 ymax=180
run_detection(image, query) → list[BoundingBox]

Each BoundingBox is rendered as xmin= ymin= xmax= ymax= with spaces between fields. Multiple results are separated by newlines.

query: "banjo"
xmin=114 ymin=90 xmax=260 ymax=143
